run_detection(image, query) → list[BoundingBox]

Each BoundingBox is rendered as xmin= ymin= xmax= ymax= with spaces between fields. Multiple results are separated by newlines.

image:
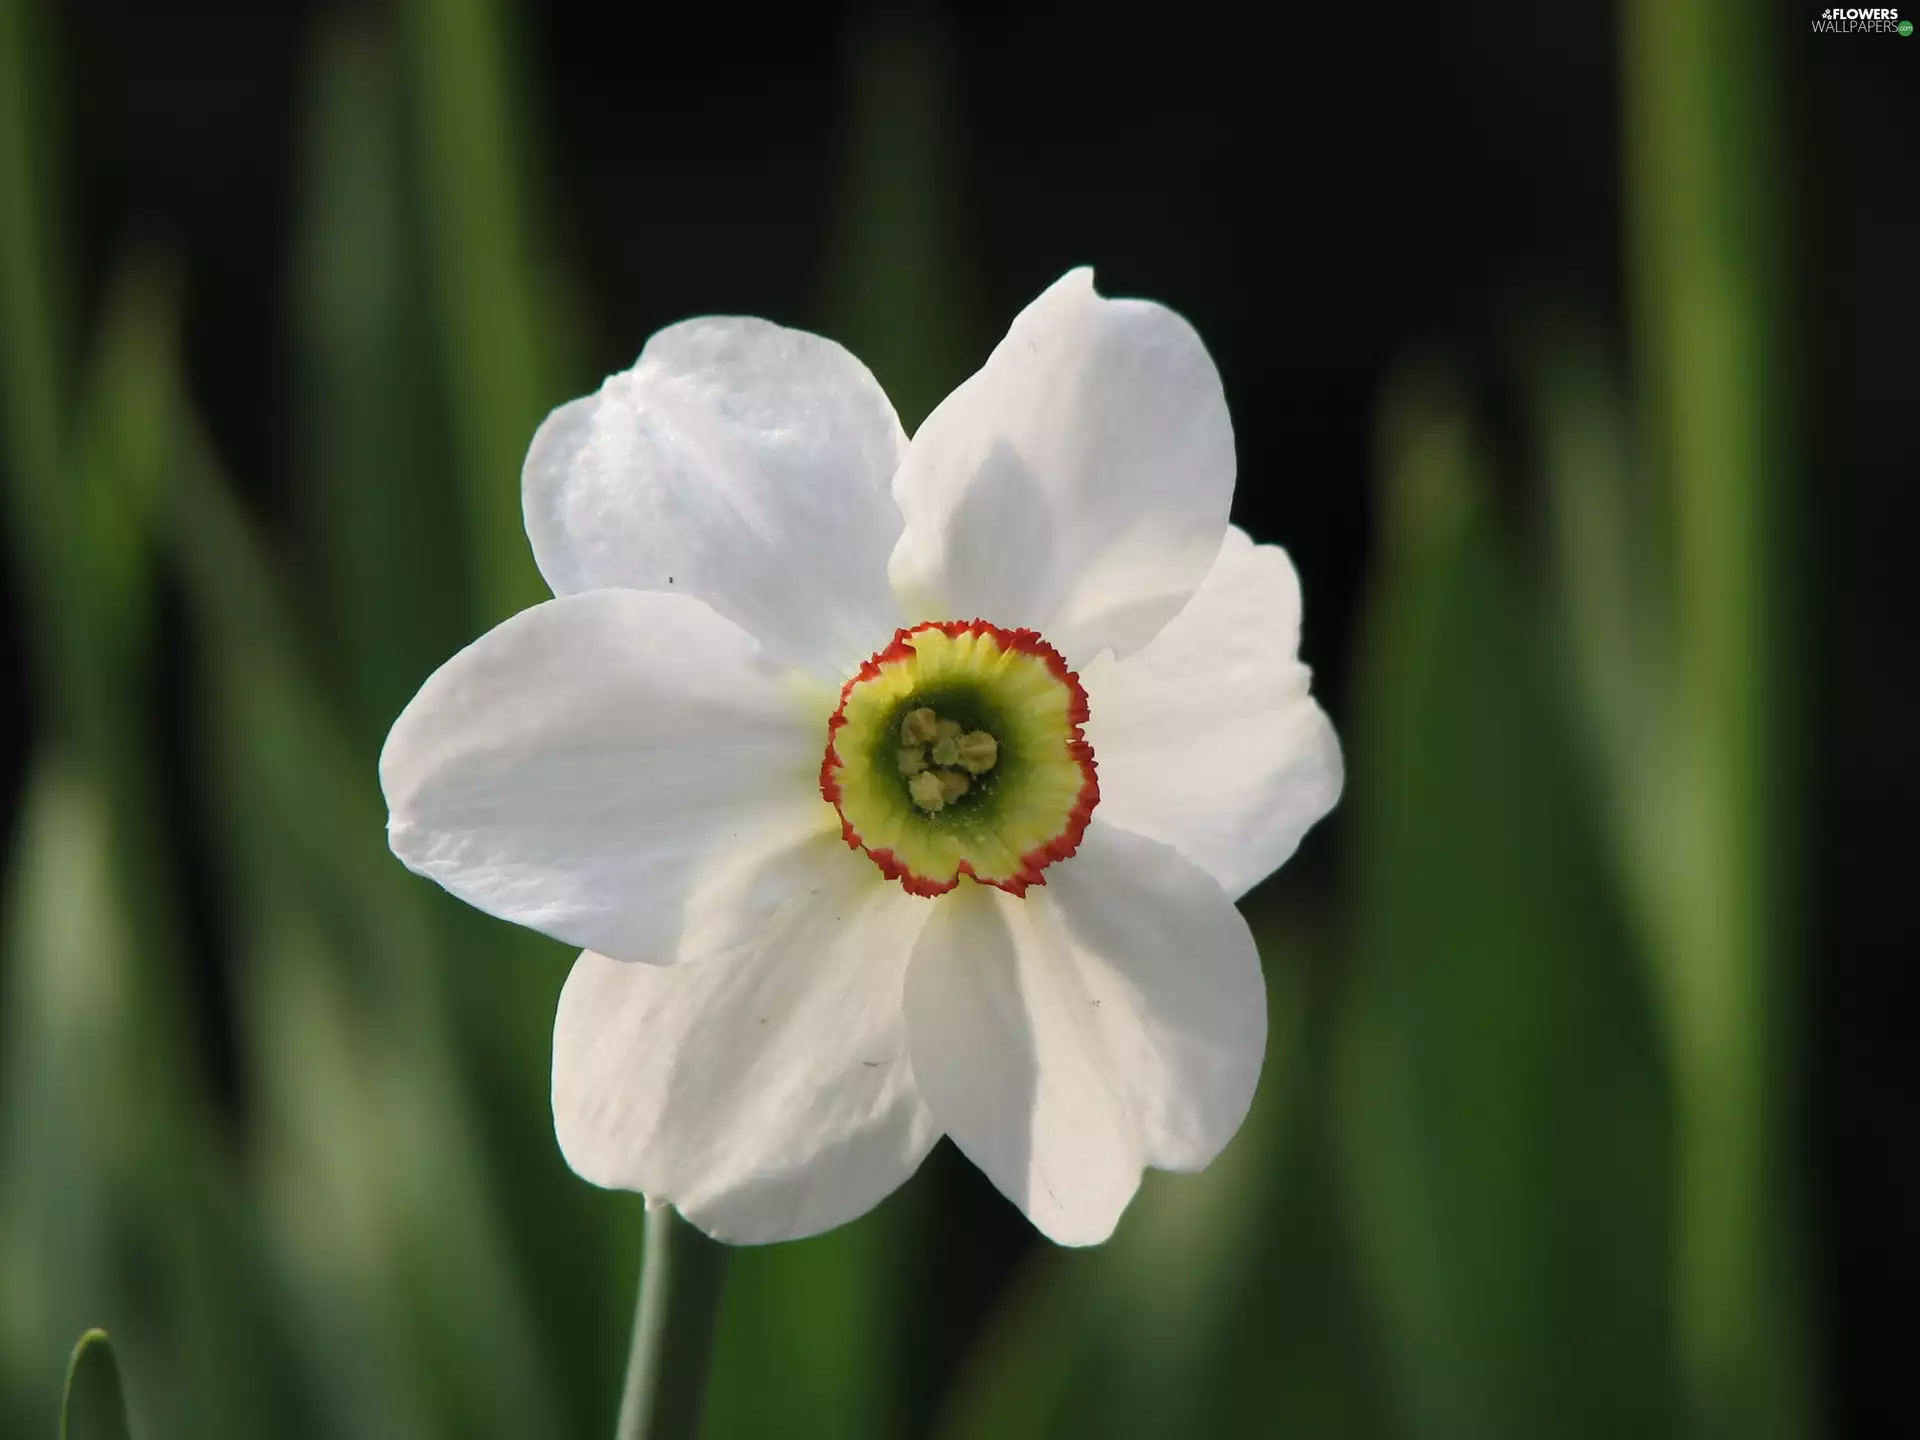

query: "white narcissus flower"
xmin=379 ymin=269 xmax=1342 ymax=1246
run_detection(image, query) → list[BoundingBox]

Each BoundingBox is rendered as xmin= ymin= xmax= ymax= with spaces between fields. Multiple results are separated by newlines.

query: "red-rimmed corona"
xmin=821 ymin=619 xmax=1100 ymax=897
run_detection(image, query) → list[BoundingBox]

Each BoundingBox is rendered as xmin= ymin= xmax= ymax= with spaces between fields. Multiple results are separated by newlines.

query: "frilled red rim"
xmin=819 ymin=619 xmax=1100 ymax=897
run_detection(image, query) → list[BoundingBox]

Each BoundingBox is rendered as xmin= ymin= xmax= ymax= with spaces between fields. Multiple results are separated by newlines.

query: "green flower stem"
xmin=615 ymin=1205 xmax=728 ymax=1440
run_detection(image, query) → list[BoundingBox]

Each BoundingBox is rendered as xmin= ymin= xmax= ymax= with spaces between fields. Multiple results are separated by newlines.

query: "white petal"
xmin=888 ymin=268 xmax=1234 ymax=663
xmin=523 ymin=317 xmax=908 ymax=677
xmin=552 ymin=833 xmax=939 ymax=1243
xmin=1081 ymin=527 xmax=1342 ymax=899
xmin=902 ymin=822 xmax=1266 ymax=1245
xmin=380 ymin=589 xmax=832 ymax=963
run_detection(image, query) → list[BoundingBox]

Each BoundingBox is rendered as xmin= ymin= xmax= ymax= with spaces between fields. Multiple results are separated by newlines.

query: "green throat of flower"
xmin=820 ymin=620 xmax=1099 ymax=897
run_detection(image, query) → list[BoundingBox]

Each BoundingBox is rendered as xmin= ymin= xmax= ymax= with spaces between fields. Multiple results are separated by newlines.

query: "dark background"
xmin=3 ymin=1 xmax=1912 ymax=1435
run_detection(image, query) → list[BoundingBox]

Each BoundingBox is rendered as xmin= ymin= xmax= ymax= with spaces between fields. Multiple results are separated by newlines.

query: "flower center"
xmin=820 ymin=620 xmax=1099 ymax=897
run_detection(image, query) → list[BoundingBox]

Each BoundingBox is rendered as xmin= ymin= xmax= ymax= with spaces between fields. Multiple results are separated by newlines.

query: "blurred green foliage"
xmin=0 ymin=0 xmax=1807 ymax=1436
xmin=1341 ymin=366 xmax=1673 ymax=1440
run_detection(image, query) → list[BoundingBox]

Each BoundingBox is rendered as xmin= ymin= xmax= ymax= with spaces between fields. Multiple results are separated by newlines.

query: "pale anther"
xmin=908 ymin=769 xmax=948 ymax=812
xmin=955 ymin=730 xmax=998 ymax=774
xmin=938 ymin=770 xmax=970 ymax=803
xmin=900 ymin=707 xmax=940 ymax=746
xmin=897 ymin=745 xmax=928 ymax=777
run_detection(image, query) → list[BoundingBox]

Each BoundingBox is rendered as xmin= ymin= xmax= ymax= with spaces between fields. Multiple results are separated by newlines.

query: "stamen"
xmin=955 ymin=730 xmax=998 ymax=775
xmin=900 ymin=703 xmax=994 ymax=808
xmin=900 ymin=707 xmax=940 ymax=746
xmin=908 ymin=770 xmax=948 ymax=812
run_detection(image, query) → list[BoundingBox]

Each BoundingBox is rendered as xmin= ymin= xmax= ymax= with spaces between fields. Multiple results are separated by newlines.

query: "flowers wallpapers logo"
xmin=1810 ymin=5 xmax=1910 ymax=30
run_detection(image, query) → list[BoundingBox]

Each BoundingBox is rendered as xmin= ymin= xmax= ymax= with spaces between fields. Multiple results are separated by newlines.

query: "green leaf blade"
xmin=60 ymin=1330 xmax=129 ymax=1440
